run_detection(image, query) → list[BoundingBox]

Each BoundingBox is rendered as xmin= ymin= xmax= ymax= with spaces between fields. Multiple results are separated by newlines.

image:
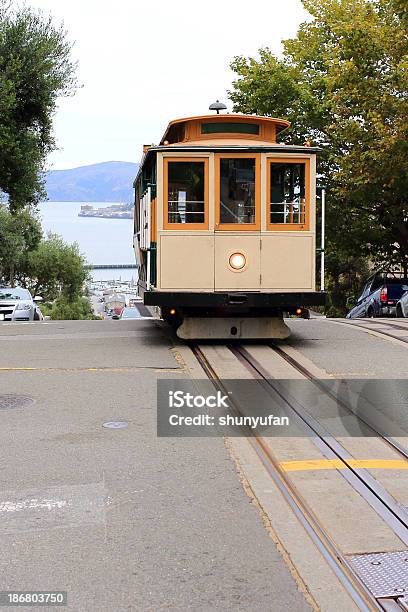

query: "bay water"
xmin=38 ymin=201 xmax=136 ymax=282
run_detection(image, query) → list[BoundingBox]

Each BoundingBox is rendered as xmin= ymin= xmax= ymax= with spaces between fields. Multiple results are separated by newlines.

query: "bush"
xmin=41 ymin=296 xmax=96 ymax=320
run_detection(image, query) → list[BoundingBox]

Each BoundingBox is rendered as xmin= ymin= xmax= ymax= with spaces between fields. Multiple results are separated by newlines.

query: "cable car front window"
xmin=167 ymin=161 xmax=205 ymax=224
xmin=219 ymin=158 xmax=256 ymax=224
xmin=270 ymin=163 xmax=306 ymax=225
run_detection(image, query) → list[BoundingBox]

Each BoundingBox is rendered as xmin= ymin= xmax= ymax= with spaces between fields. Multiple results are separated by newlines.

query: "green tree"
xmin=0 ymin=203 xmax=42 ymax=285
xmin=324 ymin=253 xmax=370 ymax=315
xmin=0 ymin=1 xmax=77 ymax=211
xmin=20 ymin=233 xmax=90 ymax=301
xmin=229 ymin=0 xmax=408 ymax=297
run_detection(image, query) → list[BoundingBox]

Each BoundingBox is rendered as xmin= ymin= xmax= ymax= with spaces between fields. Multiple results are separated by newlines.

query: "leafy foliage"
xmin=0 ymin=203 xmax=42 ymax=284
xmin=0 ymin=203 xmax=92 ymax=318
xmin=19 ymin=233 xmax=90 ymax=301
xmin=229 ymin=0 xmax=408 ymax=312
xmin=0 ymin=1 xmax=77 ymax=210
xmin=324 ymin=252 xmax=370 ymax=315
xmin=41 ymin=296 xmax=96 ymax=320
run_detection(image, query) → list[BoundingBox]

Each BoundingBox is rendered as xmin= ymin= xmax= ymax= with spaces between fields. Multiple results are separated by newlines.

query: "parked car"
xmin=111 ymin=306 xmax=124 ymax=320
xmin=346 ymin=273 xmax=408 ymax=318
xmin=396 ymin=291 xmax=408 ymax=318
xmin=0 ymin=287 xmax=42 ymax=321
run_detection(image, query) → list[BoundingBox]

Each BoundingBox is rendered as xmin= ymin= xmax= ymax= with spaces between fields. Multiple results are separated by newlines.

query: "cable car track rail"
xmin=230 ymin=345 xmax=408 ymax=544
xmin=191 ymin=344 xmax=379 ymax=611
xmin=191 ymin=343 xmax=408 ymax=610
xmin=332 ymin=319 xmax=408 ymax=346
xmin=267 ymin=342 xmax=408 ymax=462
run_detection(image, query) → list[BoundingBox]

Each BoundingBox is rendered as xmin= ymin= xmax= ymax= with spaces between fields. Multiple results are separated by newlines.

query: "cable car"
xmin=133 ymin=105 xmax=326 ymax=339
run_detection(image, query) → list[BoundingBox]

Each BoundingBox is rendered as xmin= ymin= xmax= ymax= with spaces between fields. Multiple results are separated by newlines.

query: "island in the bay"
xmin=78 ymin=203 xmax=133 ymax=219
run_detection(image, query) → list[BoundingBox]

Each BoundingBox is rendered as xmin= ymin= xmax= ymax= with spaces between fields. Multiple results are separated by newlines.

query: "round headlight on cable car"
xmin=229 ymin=252 xmax=246 ymax=270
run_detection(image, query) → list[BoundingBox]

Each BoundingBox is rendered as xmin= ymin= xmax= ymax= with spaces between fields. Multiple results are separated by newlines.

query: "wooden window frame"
xmin=215 ymin=153 xmax=261 ymax=231
xmin=150 ymin=197 xmax=157 ymax=242
xmin=266 ymin=157 xmax=310 ymax=231
xmin=163 ymin=157 xmax=209 ymax=230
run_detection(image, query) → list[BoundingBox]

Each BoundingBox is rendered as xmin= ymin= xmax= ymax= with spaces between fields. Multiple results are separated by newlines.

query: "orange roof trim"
xmin=160 ymin=114 xmax=290 ymax=145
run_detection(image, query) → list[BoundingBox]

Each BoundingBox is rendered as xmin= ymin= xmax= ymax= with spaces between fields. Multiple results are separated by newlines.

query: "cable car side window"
xmin=267 ymin=159 xmax=310 ymax=231
xmin=164 ymin=158 xmax=209 ymax=229
xmin=168 ymin=162 xmax=204 ymax=223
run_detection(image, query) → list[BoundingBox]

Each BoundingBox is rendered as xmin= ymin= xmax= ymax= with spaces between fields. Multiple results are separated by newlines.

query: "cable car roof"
xmin=160 ymin=114 xmax=291 ymax=145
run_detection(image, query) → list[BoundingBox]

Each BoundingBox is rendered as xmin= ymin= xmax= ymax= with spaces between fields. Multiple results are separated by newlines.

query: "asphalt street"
xmin=0 ymin=319 xmax=311 ymax=612
xmin=285 ymin=318 xmax=408 ymax=377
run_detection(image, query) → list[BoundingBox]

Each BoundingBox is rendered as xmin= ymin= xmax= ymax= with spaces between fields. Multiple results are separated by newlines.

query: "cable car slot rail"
xmin=333 ymin=319 xmax=408 ymax=346
xmin=266 ymin=343 xmax=408 ymax=465
xmin=191 ymin=343 xmax=408 ymax=611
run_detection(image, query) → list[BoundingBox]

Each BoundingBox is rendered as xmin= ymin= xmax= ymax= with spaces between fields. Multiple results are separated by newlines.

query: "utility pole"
xmin=320 ymin=188 xmax=326 ymax=292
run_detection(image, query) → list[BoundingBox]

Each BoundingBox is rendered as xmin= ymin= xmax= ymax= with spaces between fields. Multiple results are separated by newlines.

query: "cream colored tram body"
xmin=133 ymin=113 xmax=325 ymax=339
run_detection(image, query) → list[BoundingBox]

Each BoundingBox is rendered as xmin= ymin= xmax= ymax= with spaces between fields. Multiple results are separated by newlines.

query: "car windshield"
xmin=0 ymin=287 xmax=31 ymax=300
xmin=387 ymin=279 xmax=408 ymax=287
xmin=375 ymin=276 xmax=408 ymax=286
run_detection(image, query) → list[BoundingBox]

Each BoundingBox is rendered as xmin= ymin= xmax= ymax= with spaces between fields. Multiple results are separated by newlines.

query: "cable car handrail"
xmin=168 ymin=200 xmax=205 ymax=205
xmin=220 ymin=200 xmax=241 ymax=222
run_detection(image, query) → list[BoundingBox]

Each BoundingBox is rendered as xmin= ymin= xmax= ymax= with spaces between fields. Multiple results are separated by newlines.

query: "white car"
xmin=0 ymin=287 xmax=42 ymax=321
xmin=396 ymin=291 xmax=408 ymax=318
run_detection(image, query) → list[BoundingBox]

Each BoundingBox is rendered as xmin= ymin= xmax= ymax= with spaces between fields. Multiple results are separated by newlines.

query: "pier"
xmin=88 ymin=264 xmax=137 ymax=269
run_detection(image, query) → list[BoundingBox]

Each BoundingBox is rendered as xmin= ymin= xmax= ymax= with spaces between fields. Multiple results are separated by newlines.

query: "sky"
xmin=28 ymin=0 xmax=310 ymax=170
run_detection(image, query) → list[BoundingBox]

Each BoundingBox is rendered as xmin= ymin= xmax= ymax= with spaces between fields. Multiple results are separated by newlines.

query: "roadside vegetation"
xmin=40 ymin=296 xmax=96 ymax=321
xmin=229 ymin=0 xmax=407 ymax=315
xmin=0 ymin=1 xmax=94 ymax=319
xmin=0 ymin=205 xmax=94 ymax=318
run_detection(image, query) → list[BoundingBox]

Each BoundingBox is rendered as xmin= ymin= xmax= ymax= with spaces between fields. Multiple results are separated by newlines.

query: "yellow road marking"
xmin=280 ymin=459 xmax=408 ymax=472
xmin=0 ymin=366 xmax=183 ymax=373
xmin=0 ymin=367 xmax=37 ymax=371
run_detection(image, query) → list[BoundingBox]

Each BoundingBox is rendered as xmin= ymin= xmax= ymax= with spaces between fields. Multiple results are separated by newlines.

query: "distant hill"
xmin=45 ymin=161 xmax=139 ymax=203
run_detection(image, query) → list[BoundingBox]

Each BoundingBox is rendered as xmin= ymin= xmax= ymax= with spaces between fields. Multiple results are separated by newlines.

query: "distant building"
xmin=78 ymin=203 xmax=133 ymax=219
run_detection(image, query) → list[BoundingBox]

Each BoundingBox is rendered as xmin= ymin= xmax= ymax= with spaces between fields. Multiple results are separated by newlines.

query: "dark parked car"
xmin=346 ymin=273 xmax=408 ymax=318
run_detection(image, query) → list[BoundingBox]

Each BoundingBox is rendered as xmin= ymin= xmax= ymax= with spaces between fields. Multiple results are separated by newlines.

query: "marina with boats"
xmin=87 ymin=278 xmax=145 ymax=319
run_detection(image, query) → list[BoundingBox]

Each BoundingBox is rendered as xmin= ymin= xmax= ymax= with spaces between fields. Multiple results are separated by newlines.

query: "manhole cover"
xmin=0 ymin=395 xmax=36 ymax=410
xmin=349 ymin=551 xmax=408 ymax=598
xmin=102 ymin=421 xmax=128 ymax=429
